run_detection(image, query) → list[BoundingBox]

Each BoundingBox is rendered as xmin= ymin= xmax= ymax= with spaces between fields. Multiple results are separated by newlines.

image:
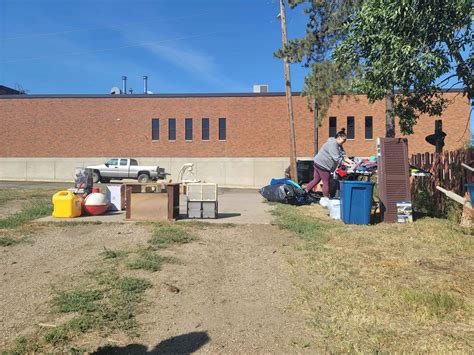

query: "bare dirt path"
xmin=1 ymin=222 xmax=312 ymax=353
xmin=136 ymin=224 xmax=310 ymax=353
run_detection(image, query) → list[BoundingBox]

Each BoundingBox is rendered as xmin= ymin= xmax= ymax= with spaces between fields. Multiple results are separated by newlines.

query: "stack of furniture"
xmin=186 ymin=183 xmax=218 ymax=219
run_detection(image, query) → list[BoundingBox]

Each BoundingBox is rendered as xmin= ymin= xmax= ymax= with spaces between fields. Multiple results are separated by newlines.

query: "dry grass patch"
xmin=274 ymin=203 xmax=473 ymax=352
xmin=0 ymin=186 xmax=68 ymax=247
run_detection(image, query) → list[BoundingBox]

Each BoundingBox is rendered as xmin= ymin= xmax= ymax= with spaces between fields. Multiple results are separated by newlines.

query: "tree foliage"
xmin=334 ymin=0 xmax=473 ymax=134
xmin=274 ymin=0 xmax=361 ymax=122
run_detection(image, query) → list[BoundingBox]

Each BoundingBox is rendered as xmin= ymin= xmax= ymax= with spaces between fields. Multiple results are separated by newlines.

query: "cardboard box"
xmin=396 ymin=201 xmax=413 ymax=223
xmin=107 ymin=185 xmax=125 ymax=211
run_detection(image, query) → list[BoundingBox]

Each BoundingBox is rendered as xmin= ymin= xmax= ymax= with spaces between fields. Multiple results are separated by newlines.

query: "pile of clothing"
xmin=337 ymin=156 xmax=378 ymax=178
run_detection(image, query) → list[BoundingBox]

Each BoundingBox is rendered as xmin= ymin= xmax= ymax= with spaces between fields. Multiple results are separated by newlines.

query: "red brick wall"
xmin=0 ymin=93 xmax=469 ymax=158
xmin=318 ymin=92 xmax=470 ymax=156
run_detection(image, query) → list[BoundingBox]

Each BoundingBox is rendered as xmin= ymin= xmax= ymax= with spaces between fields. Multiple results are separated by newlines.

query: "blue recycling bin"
xmin=340 ymin=181 xmax=374 ymax=224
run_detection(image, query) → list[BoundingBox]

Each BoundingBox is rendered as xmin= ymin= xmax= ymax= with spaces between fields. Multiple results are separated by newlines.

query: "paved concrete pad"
xmin=179 ymin=188 xmax=275 ymax=224
xmin=27 ymin=183 xmax=274 ymax=224
xmin=36 ymin=211 xmax=128 ymax=223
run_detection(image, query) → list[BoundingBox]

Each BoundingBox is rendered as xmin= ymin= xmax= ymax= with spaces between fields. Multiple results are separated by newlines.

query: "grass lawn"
xmin=0 ymin=185 xmax=69 ymax=246
xmin=273 ymin=203 xmax=473 ymax=352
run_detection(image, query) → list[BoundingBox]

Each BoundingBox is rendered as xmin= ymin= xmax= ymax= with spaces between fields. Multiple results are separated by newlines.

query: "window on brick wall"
xmin=151 ymin=118 xmax=159 ymax=140
xmin=185 ymin=118 xmax=193 ymax=141
xmin=168 ymin=118 xmax=176 ymax=140
xmin=329 ymin=117 xmax=337 ymax=138
xmin=365 ymin=116 xmax=373 ymax=139
xmin=202 ymin=118 xmax=210 ymax=140
xmin=219 ymin=117 xmax=226 ymax=140
xmin=347 ymin=116 xmax=355 ymax=139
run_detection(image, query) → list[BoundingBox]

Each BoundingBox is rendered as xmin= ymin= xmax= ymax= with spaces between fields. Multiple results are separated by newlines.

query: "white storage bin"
xmin=187 ymin=183 xmax=218 ymax=201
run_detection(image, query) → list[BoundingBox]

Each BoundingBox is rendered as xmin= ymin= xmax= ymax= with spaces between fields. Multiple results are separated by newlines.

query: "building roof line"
xmin=0 ymin=88 xmax=466 ymax=99
xmin=0 ymin=92 xmax=301 ymax=99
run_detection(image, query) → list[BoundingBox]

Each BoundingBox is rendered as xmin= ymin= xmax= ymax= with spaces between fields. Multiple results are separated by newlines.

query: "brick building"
xmin=0 ymin=90 xmax=469 ymax=187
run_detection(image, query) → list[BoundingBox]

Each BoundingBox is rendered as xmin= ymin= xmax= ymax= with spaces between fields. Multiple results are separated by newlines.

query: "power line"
xmin=1 ymin=32 xmax=221 ymax=64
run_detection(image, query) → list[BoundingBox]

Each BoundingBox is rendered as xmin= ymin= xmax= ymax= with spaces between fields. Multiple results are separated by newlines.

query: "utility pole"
xmin=279 ymin=0 xmax=298 ymax=183
xmin=385 ymin=89 xmax=396 ymax=137
xmin=314 ymin=98 xmax=319 ymax=156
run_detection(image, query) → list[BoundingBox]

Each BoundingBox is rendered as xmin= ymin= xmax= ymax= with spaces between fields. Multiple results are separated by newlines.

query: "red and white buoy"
xmin=84 ymin=188 xmax=110 ymax=216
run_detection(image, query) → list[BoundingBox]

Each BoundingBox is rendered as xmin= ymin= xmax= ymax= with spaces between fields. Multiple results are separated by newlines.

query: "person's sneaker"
xmin=319 ymin=197 xmax=329 ymax=208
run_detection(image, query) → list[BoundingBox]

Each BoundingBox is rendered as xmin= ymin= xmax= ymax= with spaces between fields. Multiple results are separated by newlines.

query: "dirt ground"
xmin=0 ymin=221 xmax=312 ymax=353
xmin=1 ymin=183 xmax=472 ymax=353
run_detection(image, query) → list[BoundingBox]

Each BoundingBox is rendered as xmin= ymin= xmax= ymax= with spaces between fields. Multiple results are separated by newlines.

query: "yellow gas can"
xmin=52 ymin=191 xmax=82 ymax=218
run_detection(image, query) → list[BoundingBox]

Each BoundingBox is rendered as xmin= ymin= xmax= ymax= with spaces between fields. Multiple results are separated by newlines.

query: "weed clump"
xmin=0 ymin=236 xmax=23 ymax=247
xmin=53 ymin=289 xmax=103 ymax=313
xmin=402 ymin=289 xmax=466 ymax=319
xmin=150 ymin=225 xmax=195 ymax=249
xmin=0 ymin=199 xmax=52 ymax=229
xmin=100 ymin=247 xmax=128 ymax=259
xmin=3 ymin=336 xmax=40 ymax=354
xmin=271 ymin=204 xmax=338 ymax=246
xmin=43 ymin=325 xmax=69 ymax=345
xmin=115 ymin=277 xmax=152 ymax=293
xmin=127 ymin=250 xmax=163 ymax=272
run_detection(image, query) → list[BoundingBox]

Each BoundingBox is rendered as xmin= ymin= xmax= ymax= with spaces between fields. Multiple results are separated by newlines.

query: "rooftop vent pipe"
xmin=122 ymin=76 xmax=127 ymax=94
xmin=143 ymin=75 xmax=148 ymax=94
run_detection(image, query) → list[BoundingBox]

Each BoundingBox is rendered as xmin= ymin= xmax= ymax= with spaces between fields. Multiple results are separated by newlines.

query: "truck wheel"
xmin=100 ymin=178 xmax=111 ymax=184
xmin=92 ymin=171 xmax=101 ymax=183
xmin=138 ymin=173 xmax=150 ymax=184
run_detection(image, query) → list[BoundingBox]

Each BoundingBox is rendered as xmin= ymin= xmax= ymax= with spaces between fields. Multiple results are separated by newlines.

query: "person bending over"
xmin=305 ymin=129 xmax=354 ymax=197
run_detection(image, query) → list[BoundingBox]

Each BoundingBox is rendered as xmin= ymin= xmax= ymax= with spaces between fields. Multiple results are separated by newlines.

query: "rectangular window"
xmin=185 ymin=118 xmax=193 ymax=141
xmin=329 ymin=116 xmax=337 ymax=138
xmin=218 ymin=117 xmax=226 ymax=140
xmin=120 ymin=159 xmax=128 ymax=166
xmin=365 ymin=116 xmax=373 ymax=139
xmin=202 ymin=118 xmax=209 ymax=140
xmin=151 ymin=118 xmax=159 ymax=141
xmin=168 ymin=118 xmax=176 ymax=140
xmin=347 ymin=116 xmax=355 ymax=139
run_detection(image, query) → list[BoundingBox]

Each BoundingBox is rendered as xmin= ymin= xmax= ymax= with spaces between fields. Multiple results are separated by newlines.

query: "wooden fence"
xmin=410 ymin=148 xmax=473 ymax=214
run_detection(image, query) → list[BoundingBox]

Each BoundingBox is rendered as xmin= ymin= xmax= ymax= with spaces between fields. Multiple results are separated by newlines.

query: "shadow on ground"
xmin=93 ymin=331 xmax=210 ymax=354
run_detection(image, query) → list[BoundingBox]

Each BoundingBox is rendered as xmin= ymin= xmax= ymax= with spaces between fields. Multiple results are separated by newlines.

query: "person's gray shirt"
xmin=313 ymin=137 xmax=345 ymax=172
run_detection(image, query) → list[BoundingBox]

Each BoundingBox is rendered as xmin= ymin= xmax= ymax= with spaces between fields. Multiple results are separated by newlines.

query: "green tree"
xmin=274 ymin=0 xmax=361 ymax=124
xmin=334 ymin=0 xmax=473 ymax=135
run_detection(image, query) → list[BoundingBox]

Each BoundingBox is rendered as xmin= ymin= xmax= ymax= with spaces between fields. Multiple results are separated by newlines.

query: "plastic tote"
xmin=340 ymin=181 xmax=374 ymax=225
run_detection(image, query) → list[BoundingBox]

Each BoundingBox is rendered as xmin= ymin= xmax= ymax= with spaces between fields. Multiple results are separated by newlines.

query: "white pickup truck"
xmin=87 ymin=158 xmax=165 ymax=184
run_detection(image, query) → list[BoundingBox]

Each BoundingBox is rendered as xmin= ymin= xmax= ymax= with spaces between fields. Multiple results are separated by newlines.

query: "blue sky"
xmin=0 ymin=0 xmax=310 ymax=94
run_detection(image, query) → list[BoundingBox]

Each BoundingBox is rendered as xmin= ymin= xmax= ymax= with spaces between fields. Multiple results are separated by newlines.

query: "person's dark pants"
xmin=305 ymin=165 xmax=331 ymax=197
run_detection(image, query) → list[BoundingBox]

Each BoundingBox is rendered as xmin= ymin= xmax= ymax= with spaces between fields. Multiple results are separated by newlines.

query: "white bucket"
xmin=328 ymin=199 xmax=341 ymax=220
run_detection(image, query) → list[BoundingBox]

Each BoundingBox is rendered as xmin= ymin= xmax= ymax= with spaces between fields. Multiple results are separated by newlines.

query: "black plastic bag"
xmin=259 ymin=183 xmax=308 ymax=205
xmin=306 ymin=190 xmax=323 ymax=204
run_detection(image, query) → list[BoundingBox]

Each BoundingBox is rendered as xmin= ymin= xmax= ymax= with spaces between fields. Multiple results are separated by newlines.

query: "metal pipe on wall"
xmin=143 ymin=75 xmax=148 ymax=94
xmin=122 ymin=76 xmax=127 ymax=95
